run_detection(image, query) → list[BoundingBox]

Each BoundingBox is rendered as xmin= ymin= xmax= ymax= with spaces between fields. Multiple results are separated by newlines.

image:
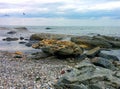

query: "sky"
xmin=0 ymin=0 xmax=120 ymax=26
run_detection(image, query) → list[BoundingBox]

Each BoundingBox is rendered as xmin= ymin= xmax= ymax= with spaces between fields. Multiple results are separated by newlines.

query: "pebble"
xmin=0 ymin=51 xmax=69 ymax=89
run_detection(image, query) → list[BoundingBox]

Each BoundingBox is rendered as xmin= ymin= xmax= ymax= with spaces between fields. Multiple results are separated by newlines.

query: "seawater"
xmin=27 ymin=26 xmax=120 ymax=37
xmin=27 ymin=26 xmax=120 ymax=59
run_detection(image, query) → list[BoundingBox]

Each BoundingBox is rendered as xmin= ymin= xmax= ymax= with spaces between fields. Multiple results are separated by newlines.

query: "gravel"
xmin=0 ymin=51 xmax=70 ymax=89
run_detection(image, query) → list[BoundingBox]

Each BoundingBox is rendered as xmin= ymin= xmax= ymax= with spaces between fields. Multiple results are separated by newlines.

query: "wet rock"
xmin=91 ymin=57 xmax=116 ymax=70
xmin=86 ymin=47 xmax=101 ymax=58
xmin=45 ymin=27 xmax=52 ymax=29
xmin=25 ymin=41 xmax=37 ymax=47
xmin=30 ymin=33 xmax=66 ymax=41
xmin=7 ymin=31 xmax=16 ymax=34
xmin=32 ymin=39 xmax=83 ymax=58
xmin=97 ymin=52 xmax=119 ymax=61
xmin=55 ymin=59 xmax=120 ymax=89
xmin=20 ymin=37 xmax=24 ymax=40
xmin=19 ymin=41 xmax=26 ymax=44
xmin=94 ymin=35 xmax=120 ymax=48
xmin=2 ymin=37 xmax=19 ymax=41
xmin=25 ymin=43 xmax=32 ymax=47
xmin=71 ymin=36 xmax=112 ymax=48
xmin=14 ymin=27 xmax=28 ymax=31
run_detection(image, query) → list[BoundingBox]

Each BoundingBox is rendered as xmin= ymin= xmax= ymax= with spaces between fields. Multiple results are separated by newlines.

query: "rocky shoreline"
xmin=0 ymin=27 xmax=120 ymax=89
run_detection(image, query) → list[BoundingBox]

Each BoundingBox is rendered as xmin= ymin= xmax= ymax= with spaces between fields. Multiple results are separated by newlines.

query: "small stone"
xmin=14 ymin=51 xmax=23 ymax=55
xmin=60 ymin=70 xmax=65 ymax=74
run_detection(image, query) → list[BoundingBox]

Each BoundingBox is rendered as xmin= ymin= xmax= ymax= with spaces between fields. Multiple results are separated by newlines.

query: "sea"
xmin=27 ymin=26 xmax=120 ymax=37
xmin=0 ymin=26 xmax=120 ymax=59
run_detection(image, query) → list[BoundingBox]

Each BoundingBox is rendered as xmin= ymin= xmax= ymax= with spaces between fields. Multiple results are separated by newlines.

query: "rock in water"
xmin=2 ymin=37 xmax=19 ymax=41
xmin=71 ymin=36 xmax=112 ymax=48
xmin=7 ymin=31 xmax=16 ymax=34
xmin=30 ymin=33 xmax=66 ymax=41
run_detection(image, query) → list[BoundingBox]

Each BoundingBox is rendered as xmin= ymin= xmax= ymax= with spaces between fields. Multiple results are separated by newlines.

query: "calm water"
xmin=27 ymin=26 xmax=120 ymax=37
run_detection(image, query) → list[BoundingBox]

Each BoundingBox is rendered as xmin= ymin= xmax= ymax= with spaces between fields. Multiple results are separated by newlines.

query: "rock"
xmin=20 ymin=37 xmax=24 ymax=40
xmin=55 ymin=59 xmax=120 ymax=89
xmin=2 ymin=37 xmax=19 ymax=41
xmin=86 ymin=47 xmax=101 ymax=58
xmin=14 ymin=55 xmax=22 ymax=58
xmin=30 ymin=33 xmax=66 ymax=41
xmin=14 ymin=51 xmax=23 ymax=55
xmin=19 ymin=41 xmax=26 ymax=44
xmin=91 ymin=57 xmax=116 ymax=70
xmin=93 ymin=35 xmax=120 ymax=48
xmin=30 ymin=52 xmax=49 ymax=59
xmin=45 ymin=27 xmax=52 ymax=29
xmin=32 ymin=39 xmax=83 ymax=58
xmin=0 ymin=27 xmax=9 ymax=30
xmin=14 ymin=27 xmax=28 ymax=31
xmin=25 ymin=41 xmax=37 ymax=47
xmin=75 ymin=54 xmax=87 ymax=61
xmin=110 ymin=41 xmax=120 ymax=48
xmin=25 ymin=43 xmax=32 ymax=47
xmin=97 ymin=52 xmax=119 ymax=61
xmin=71 ymin=36 xmax=112 ymax=48
xmin=101 ymin=35 xmax=120 ymax=41
xmin=7 ymin=31 xmax=16 ymax=34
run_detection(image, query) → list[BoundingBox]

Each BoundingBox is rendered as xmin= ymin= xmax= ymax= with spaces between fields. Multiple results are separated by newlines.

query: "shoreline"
xmin=0 ymin=26 xmax=120 ymax=88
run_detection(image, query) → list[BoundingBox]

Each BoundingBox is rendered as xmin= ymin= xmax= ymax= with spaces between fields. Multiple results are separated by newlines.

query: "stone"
xmin=14 ymin=27 xmax=28 ymax=31
xmin=19 ymin=41 xmax=26 ymax=44
xmin=30 ymin=33 xmax=66 ymax=41
xmin=91 ymin=57 xmax=116 ymax=70
xmin=14 ymin=51 xmax=23 ymax=55
xmin=86 ymin=47 xmax=101 ymax=58
xmin=20 ymin=37 xmax=24 ymax=40
xmin=71 ymin=36 xmax=112 ymax=48
xmin=7 ymin=31 xmax=16 ymax=34
xmin=2 ymin=37 xmax=19 ymax=41
xmin=45 ymin=27 xmax=51 ymax=29
xmin=97 ymin=52 xmax=119 ymax=61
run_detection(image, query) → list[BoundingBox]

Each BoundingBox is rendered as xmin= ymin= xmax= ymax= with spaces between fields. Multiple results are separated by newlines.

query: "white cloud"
xmin=58 ymin=1 xmax=120 ymax=12
xmin=0 ymin=8 xmax=25 ymax=13
xmin=0 ymin=0 xmax=29 ymax=4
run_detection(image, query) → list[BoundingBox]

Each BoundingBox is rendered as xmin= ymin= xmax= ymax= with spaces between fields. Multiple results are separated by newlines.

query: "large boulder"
xmin=32 ymin=39 xmax=83 ymax=58
xmin=55 ymin=59 xmax=120 ymax=89
xmin=71 ymin=36 xmax=112 ymax=49
xmin=30 ymin=33 xmax=66 ymax=41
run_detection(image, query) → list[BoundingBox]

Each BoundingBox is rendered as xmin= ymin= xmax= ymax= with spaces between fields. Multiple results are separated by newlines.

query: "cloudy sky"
xmin=0 ymin=0 xmax=120 ymax=26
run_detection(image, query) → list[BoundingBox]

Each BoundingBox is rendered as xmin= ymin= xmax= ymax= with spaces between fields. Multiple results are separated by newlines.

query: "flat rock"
xmin=86 ymin=47 xmax=101 ymax=58
xmin=30 ymin=33 xmax=67 ymax=41
xmin=91 ymin=57 xmax=116 ymax=70
xmin=97 ymin=52 xmax=119 ymax=61
xmin=55 ymin=59 xmax=120 ymax=89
